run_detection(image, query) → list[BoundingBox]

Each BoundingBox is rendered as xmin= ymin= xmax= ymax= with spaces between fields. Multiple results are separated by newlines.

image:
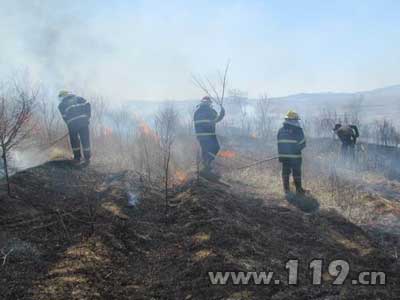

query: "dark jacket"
xmin=277 ymin=123 xmax=306 ymax=162
xmin=58 ymin=95 xmax=91 ymax=130
xmin=336 ymin=125 xmax=359 ymax=146
xmin=194 ymin=104 xmax=225 ymax=137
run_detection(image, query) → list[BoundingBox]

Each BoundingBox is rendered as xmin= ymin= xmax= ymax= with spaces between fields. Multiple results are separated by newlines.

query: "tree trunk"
xmin=164 ymin=151 xmax=170 ymax=216
xmin=2 ymin=147 xmax=11 ymax=196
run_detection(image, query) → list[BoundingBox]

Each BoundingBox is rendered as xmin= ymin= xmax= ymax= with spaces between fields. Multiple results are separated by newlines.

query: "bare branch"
xmin=154 ymin=103 xmax=179 ymax=215
xmin=0 ymin=80 xmax=37 ymax=195
xmin=1 ymin=248 xmax=14 ymax=266
xmin=219 ymin=60 xmax=230 ymax=106
xmin=191 ymin=74 xmax=214 ymax=101
xmin=206 ymin=77 xmax=221 ymax=104
xmin=191 ymin=60 xmax=231 ymax=106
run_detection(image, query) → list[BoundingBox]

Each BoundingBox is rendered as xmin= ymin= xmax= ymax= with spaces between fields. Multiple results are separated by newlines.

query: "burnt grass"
xmin=0 ymin=160 xmax=399 ymax=299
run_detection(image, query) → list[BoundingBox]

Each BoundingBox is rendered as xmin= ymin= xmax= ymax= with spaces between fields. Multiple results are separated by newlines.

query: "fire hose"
xmin=40 ymin=133 xmax=69 ymax=152
xmin=234 ymin=156 xmax=279 ymax=171
xmin=213 ymin=153 xmax=279 ymax=173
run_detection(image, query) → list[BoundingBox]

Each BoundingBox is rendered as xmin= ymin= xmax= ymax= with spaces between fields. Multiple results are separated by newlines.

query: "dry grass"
xmin=1 ymin=160 xmax=399 ymax=299
xmin=220 ymin=138 xmax=400 ymax=231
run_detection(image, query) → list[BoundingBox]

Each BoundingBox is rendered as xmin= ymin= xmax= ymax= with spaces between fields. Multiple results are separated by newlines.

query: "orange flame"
xmin=139 ymin=122 xmax=152 ymax=136
xmin=174 ymin=170 xmax=188 ymax=184
xmin=219 ymin=150 xmax=236 ymax=158
xmin=138 ymin=121 xmax=160 ymax=141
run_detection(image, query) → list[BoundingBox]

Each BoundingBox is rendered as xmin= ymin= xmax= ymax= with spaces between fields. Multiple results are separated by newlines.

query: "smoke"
xmin=2 ymin=1 xmax=400 ymax=102
xmin=0 ymin=1 xmax=113 ymax=97
xmin=11 ymin=149 xmax=49 ymax=173
xmin=0 ymin=1 xmax=207 ymax=101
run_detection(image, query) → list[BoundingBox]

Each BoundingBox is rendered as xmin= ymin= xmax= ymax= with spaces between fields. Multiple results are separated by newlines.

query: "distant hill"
xmin=266 ymin=84 xmax=400 ymax=121
xmin=124 ymin=84 xmax=400 ymax=123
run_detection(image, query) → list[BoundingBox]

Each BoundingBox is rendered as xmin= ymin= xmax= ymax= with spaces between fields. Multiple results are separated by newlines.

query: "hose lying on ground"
xmin=212 ymin=153 xmax=279 ymax=173
xmin=39 ymin=133 xmax=69 ymax=152
xmin=234 ymin=156 xmax=279 ymax=171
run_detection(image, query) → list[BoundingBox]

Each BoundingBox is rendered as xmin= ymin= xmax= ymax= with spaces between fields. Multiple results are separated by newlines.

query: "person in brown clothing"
xmin=333 ymin=124 xmax=359 ymax=160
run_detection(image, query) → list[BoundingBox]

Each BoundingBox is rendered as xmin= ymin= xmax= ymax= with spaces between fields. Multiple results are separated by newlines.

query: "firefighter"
xmin=333 ymin=124 xmax=359 ymax=159
xmin=58 ymin=91 xmax=92 ymax=165
xmin=277 ymin=110 xmax=306 ymax=195
xmin=194 ymin=96 xmax=225 ymax=172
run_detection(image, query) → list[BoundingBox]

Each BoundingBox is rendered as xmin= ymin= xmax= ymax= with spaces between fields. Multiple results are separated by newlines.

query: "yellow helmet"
xmin=58 ymin=90 xmax=70 ymax=98
xmin=285 ymin=110 xmax=300 ymax=120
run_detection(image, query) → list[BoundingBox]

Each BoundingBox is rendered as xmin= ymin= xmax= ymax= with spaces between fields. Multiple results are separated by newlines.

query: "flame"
xmin=139 ymin=122 xmax=151 ymax=135
xmin=138 ymin=121 xmax=159 ymax=141
xmin=219 ymin=150 xmax=236 ymax=158
xmin=174 ymin=170 xmax=188 ymax=184
xmin=133 ymin=114 xmax=158 ymax=140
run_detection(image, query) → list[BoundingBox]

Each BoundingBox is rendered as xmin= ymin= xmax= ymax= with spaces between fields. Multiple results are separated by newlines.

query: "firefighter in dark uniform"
xmin=277 ymin=111 xmax=306 ymax=195
xmin=333 ymin=124 xmax=359 ymax=159
xmin=194 ymin=96 xmax=225 ymax=172
xmin=58 ymin=91 xmax=92 ymax=165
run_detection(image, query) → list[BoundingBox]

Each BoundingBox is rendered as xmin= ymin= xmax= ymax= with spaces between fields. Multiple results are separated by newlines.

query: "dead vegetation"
xmin=0 ymin=81 xmax=37 ymax=196
xmin=0 ymin=158 xmax=400 ymax=299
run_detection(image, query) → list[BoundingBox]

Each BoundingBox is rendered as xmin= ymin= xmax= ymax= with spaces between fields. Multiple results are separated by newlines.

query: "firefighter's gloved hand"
xmin=218 ymin=106 xmax=226 ymax=122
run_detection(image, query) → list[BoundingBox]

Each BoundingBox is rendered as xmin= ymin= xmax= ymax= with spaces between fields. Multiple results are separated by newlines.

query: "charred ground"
xmin=0 ymin=160 xmax=400 ymax=300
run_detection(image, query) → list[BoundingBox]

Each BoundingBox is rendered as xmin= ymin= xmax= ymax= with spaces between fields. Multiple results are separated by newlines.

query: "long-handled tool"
xmin=41 ymin=133 xmax=69 ymax=152
xmin=211 ymin=154 xmax=279 ymax=173
xmin=234 ymin=156 xmax=279 ymax=171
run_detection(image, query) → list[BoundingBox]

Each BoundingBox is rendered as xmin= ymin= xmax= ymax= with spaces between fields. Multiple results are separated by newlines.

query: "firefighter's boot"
xmin=282 ymin=175 xmax=290 ymax=194
xmin=82 ymin=149 xmax=91 ymax=167
xmin=71 ymin=150 xmax=81 ymax=166
xmin=294 ymin=177 xmax=306 ymax=195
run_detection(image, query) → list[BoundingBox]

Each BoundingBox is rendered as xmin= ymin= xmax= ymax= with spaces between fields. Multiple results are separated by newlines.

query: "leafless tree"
xmin=314 ymin=108 xmax=340 ymax=138
xmin=362 ymin=123 xmax=373 ymax=143
xmin=345 ymin=94 xmax=364 ymax=128
xmin=373 ymin=118 xmax=400 ymax=147
xmin=135 ymin=119 xmax=160 ymax=183
xmin=109 ymin=108 xmax=130 ymax=149
xmin=301 ymin=116 xmax=312 ymax=138
xmin=107 ymin=106 xmax=137 ymax=169
xmin=229 ymin=89 xmax=251 ymax=136
xmin=0 ymin=83 xmax=37 ymax=196
xmin=36 ymin=91 xmax=62 ymax=144
xmin=254 ymin=94 xmax=272 ymax=140
xmin=155 ymin=104 xmax=179 ymax=215
xmin=191 ymin=60 xmax=230 ymax=106
xmin=89 ymin=95 xmax=109 ymax=140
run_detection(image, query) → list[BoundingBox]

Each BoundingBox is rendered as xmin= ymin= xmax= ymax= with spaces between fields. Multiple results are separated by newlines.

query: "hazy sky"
xmin=0 ymin=0 xmax=399 ymax=101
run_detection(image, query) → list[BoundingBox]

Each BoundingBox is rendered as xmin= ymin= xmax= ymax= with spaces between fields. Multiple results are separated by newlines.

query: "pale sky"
xmin=0 ymin=0 xmax=399 ymax=101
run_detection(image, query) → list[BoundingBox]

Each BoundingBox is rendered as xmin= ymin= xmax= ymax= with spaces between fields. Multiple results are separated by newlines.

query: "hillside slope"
xmin=125 ymin=84 xmax=400 ymax=123
xmin=0 ymin=161 xmax=399 ymax=299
